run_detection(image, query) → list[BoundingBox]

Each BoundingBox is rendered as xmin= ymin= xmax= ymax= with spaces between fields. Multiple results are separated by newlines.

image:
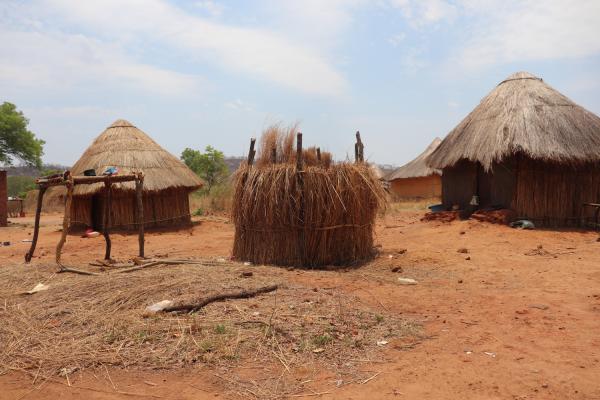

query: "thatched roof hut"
xmin=387 ymin=138 xmax=441 ymax=199
xmin=70 ymin=119 xmax=202 ymax=230
xmin=428 ymin=71 xmax=600 ymax=226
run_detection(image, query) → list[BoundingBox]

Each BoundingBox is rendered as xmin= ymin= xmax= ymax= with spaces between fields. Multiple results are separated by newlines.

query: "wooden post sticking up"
xmin=296 ymin=133 xmax=303 ymax=171
xmin=296 ymin=132 xmax=305 ymax=267
xmin=247 ymin=138 xmax=256 ymax=167
xmin=316 ymin=147 xmax=322 ymax=162
xmin=56 ymin=174 xmax=74 ymax=268
xmin=135 ymin=173 xmax=145 ymax=258
xmin=356 ymin=131 xmax=364 ymax=162
xmin=271 ymin=147 xmax=277 ymax=164
xmin=25 ymin=186 xmax=47 ymax=262
xmin=103 ymin=178 xmax=112 ymax=260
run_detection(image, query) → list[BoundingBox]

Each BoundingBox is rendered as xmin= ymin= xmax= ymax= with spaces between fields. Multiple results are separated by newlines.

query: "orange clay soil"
xmin=1 ymin=211 xmax=599 ymax=399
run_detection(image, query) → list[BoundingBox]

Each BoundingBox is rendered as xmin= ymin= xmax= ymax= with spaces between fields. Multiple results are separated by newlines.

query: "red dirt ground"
xmin=1 ymin=211 xmax=599 ymax=399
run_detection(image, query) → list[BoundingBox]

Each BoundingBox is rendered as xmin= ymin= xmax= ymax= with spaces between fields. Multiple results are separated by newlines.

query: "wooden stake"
xmin=56 ymin=174 xmax=74 ymax=268
xmin=356 ymin=131 xmax=364 ymax=162
xmin=103 ymin=178 xmax=112 ymax=260
xmin=135 ymin=174 xmax=145 ymax=258
xmin=316 ymin=147 xmax=321 ymax=162
xmin=25 ymin=186 xmax=47 ymax=263
xmin=296 ymin=133 xmax=303 ymax=171
xmin=247 ymin=138 xmax=256 ymax=167
xmin=296 ymin=132 xmax=305 ymax=267
xmin=271 ymin=147 xmax=277 ymax=164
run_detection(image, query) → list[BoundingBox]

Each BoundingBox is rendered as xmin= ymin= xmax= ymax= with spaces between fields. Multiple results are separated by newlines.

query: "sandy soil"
xmin=1 ymin=211 xmax=599 ymax=399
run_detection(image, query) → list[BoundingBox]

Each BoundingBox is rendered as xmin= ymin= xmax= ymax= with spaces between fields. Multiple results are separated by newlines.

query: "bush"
xmin=7 ymin=175 xmax=36 ymax=198
xmin=189 ymin=182 xmax=233 ymax=215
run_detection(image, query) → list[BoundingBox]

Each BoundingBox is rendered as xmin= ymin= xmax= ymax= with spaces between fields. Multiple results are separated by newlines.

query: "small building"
xmin=428 ymin=72 xmax=600 ymax=227
xmin=0 ymin=170 xmax=7 ymax=227
xmin=69 ymin=119 xmax=203 ymax=230
xmin=387 ymin=138 xmax=442 ymax=200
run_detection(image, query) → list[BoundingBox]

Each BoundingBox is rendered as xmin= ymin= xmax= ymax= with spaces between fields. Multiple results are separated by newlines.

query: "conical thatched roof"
xmin=428 ymin=72 xmax=600 ymax=170
xmin=72 ymin=119 xmax=203 ymax=196
xmin=387 ymin=138 xmax=442 ymax=180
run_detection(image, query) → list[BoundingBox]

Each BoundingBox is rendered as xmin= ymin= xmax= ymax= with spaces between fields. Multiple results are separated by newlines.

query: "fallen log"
xmin=163 ymin=285 xmax=279 ymax=313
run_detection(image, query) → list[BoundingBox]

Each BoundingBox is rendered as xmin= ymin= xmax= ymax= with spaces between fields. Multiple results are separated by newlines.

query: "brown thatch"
xmin=428 ymin=72 xmax=600 ymax=227
xmin=388 ymin=138 xmax=441 ymax=180
xmin=232 ymin=127 xmax=385 ymax=267
xmin=428 ymin=72 xmax=600 ymax=170
xmin=72 ymin=120 xmax=201 ymax=195
xmin=69 ymin=120 xmax=203 ymax=230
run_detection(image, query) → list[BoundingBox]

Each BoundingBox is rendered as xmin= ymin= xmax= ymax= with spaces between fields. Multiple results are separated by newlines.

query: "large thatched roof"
xmin=72 ymin=120 xmax=202 ymax=196
xmin=387 ymin=138 xmax=441 ymax=180
xmin=428 ymin=71 xmax=600 ymax=170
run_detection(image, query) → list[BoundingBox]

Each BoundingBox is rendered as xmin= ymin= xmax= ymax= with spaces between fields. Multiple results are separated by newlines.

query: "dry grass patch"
xmin=0 ymin=261 xmax=421 ymax=398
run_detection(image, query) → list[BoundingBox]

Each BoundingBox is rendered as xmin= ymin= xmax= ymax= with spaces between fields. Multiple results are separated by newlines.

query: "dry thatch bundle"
xmin=232 ymin=127 xmax=385 ymax=267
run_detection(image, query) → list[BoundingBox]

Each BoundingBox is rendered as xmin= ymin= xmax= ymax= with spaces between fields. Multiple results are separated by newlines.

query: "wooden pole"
xmin=356 ymin=131 xmax=364 ymax=162
xmin=25 ymin=186 xmax=47 ymax=263
xmin=271 ymin=147 xmax=277 ymax=164
xmin=296 ymin=132 xmax=305 ymax=267
xmin=316 ymin=147 xmax=321 ymax=162
xmin=247 ymin=138 xmax=256 ymax=167
xmin=103 ymin=178 xmax=112 ymax=260
xmin=354 ymin=142 xmax=359 ymax=164
xmin=55 ymin=175 xmax=74 ymax=268
xmin=135 ymin=174 xmax=145 ymax=258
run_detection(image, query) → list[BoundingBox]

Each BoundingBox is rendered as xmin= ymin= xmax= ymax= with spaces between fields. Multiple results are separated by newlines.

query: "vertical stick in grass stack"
xmin=296 ymin=132 xmax=305 ymax=267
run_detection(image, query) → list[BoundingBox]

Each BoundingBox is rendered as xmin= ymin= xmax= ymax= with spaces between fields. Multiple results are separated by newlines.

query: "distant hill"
xmin=3 ymin=164 xmax=70 ymax=177
xmin=224 ymin=156 xmax=244 ymax=173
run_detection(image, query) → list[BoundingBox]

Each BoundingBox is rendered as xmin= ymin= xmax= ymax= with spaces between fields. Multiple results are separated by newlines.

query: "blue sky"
xmin=1 ymin=0 xmax=600 ymax=166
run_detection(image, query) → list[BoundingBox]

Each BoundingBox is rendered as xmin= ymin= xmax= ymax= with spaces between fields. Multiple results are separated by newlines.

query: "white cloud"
xmin=224 ymin=99 xmax=254 ymax=112
xmin=457 ymin=0 xmax=600 ymax=68
xmin=40 ymin=0 xmax=347 ymax=96
xmin=387 ymin=0 xmax=600 ymax=69
xmin=389 ymin=0 xmax=458 ymax=28
xmin=193 ymin=0 xmax=224 ymax=17
xmin=260 ymin=0 xmax=365 ymax=49
xmin=0 ymin=28 xmax=201 ymax=96
xmin=388 ymin=33 xmax=406 ymax=47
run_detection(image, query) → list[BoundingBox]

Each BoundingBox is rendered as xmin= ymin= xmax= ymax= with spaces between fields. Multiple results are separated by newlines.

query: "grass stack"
xmin=232 ymin=125 xmax=386 ymax=267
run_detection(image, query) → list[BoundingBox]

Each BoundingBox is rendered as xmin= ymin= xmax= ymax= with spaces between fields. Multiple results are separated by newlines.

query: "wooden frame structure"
xmin=24 ymin=171 xmax=145 ymax=269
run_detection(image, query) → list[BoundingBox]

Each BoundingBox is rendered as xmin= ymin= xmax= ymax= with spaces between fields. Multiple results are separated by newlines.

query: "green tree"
xmin=0 ymin=102 xmax=45 ymax=168
xmin=181 ymin=146 xmax=229 ymax=193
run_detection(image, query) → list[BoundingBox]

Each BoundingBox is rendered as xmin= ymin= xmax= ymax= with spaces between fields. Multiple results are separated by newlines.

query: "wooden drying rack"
xmin=24 ymin=171 xmax=145 ymax=271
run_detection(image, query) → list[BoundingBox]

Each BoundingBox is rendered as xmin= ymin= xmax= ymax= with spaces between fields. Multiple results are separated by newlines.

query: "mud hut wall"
xmin=389 ymin=175 xmax=441 ymax=200
xmin=513 ymin=158 xmax=600 ymax=227
xmin=70 ymin=189 xmax=192 ymax=230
